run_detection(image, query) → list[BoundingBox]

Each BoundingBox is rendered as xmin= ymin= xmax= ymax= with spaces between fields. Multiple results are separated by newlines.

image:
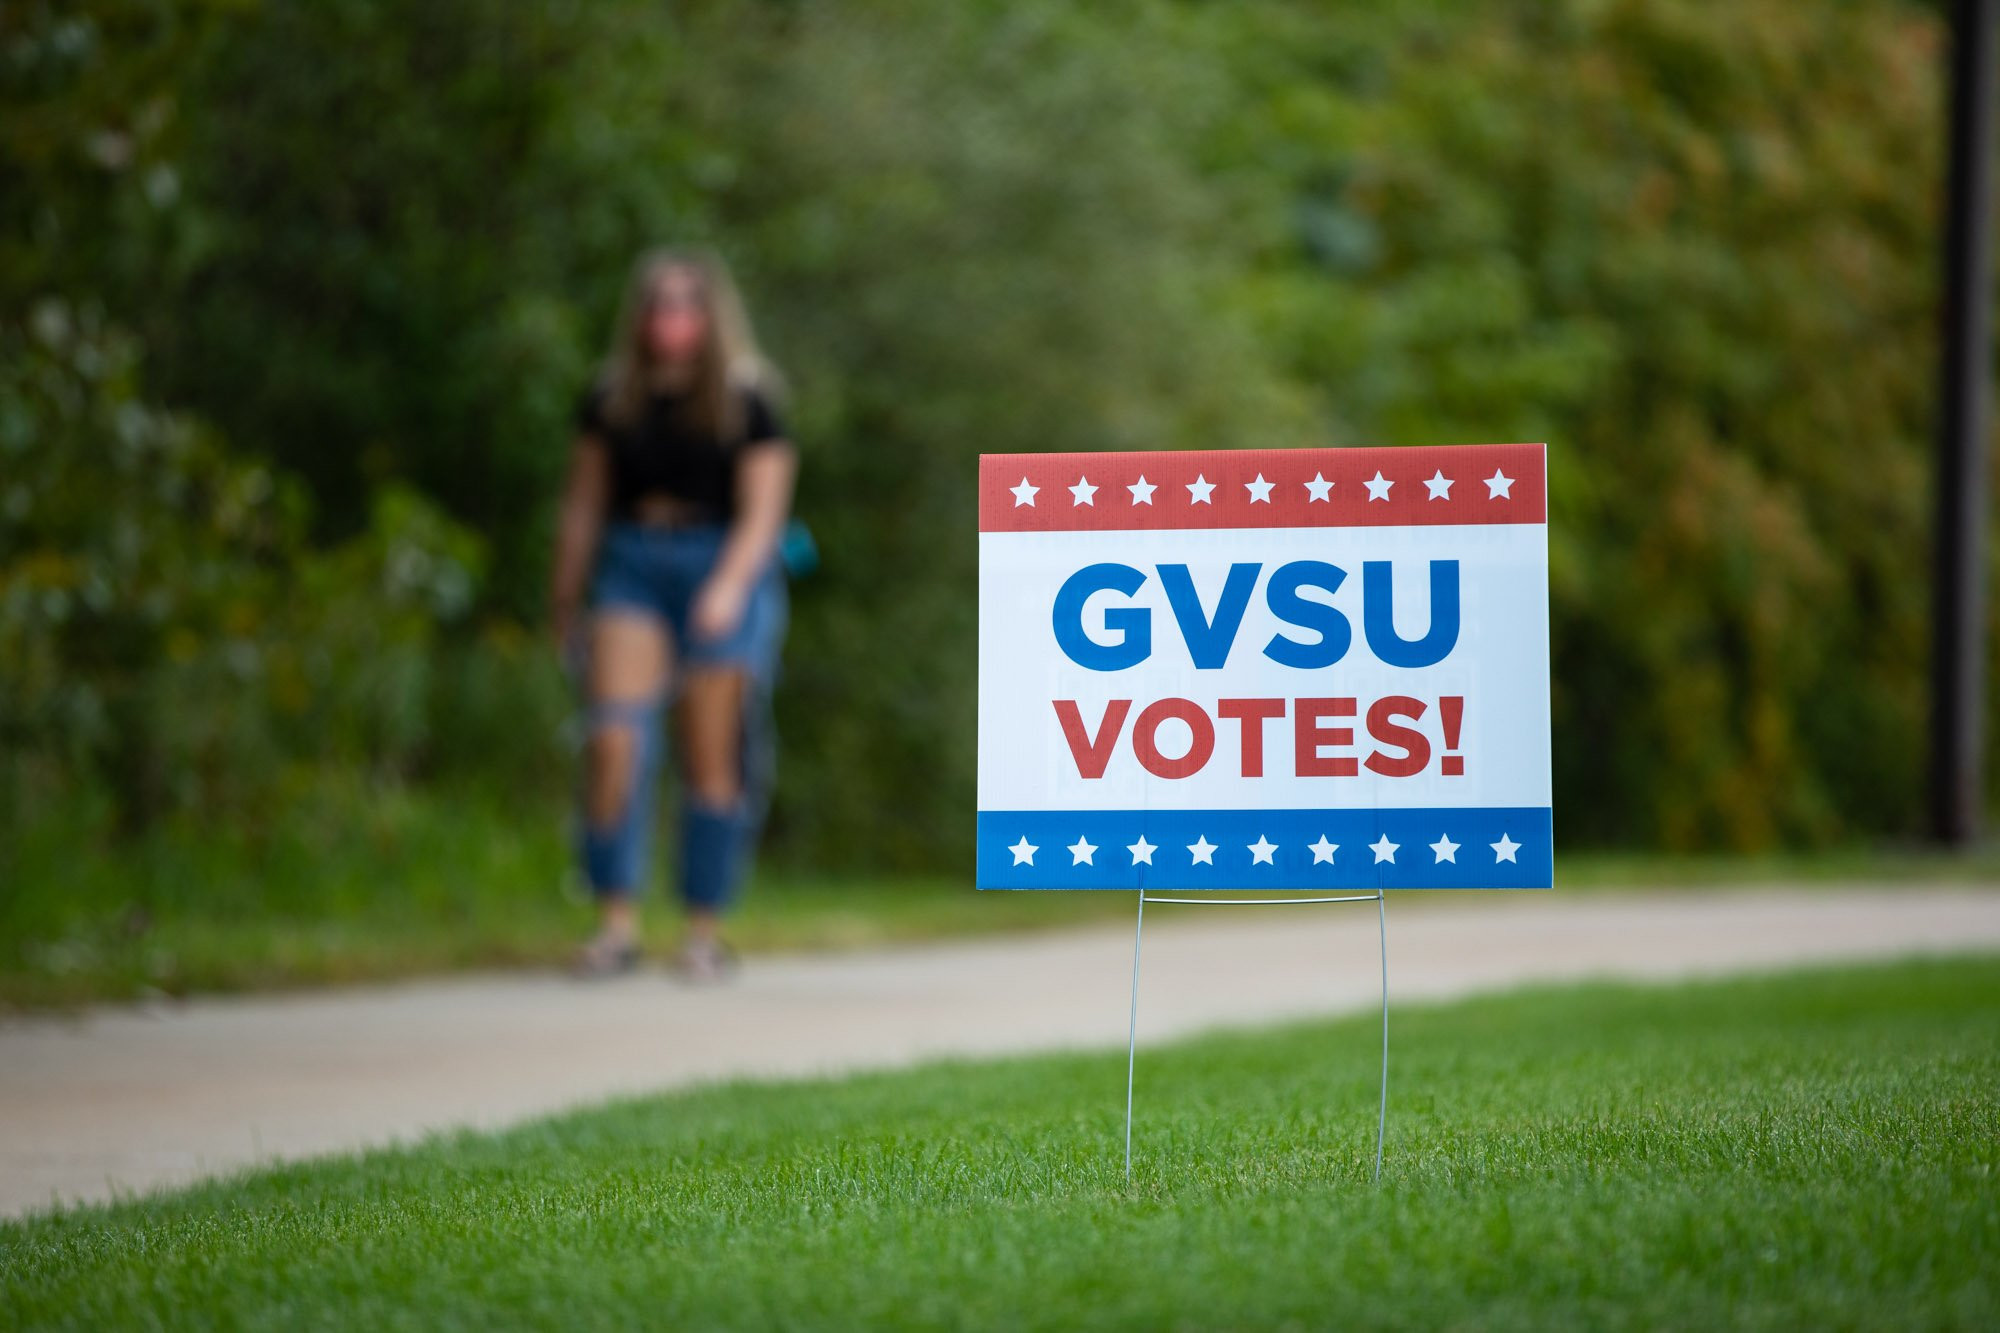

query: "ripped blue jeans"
xmin=580 ymin=522 xmax=787 ymax=911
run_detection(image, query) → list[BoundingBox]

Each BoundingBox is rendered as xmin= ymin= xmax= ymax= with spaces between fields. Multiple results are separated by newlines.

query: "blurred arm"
xmin=691 ymin=443 xmax=797 ymax=641
xmin=714 ymin=442 xmax=797 ymax=593
xmin=550 ymin=436 xmax=609 ymax=645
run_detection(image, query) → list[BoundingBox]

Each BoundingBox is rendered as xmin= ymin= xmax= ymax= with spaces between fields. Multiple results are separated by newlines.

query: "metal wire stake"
xmin=1140 ymin=894 xmax=1378 ymax=906
xmin=1122 ymin=887 xmax=1391 ymax=1186
xmin=1375 ymin=887 xmax=1388 ymax=1184
xmin=1124 ymin=887 xmax=1145 ymax=1183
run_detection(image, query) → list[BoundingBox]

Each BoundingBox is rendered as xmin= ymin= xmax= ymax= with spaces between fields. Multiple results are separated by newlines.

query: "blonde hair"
xmin=598 ymin=246 xmax=780 ymax=441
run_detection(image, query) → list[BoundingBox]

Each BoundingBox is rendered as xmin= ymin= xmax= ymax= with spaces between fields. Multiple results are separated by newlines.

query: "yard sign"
xmin=977 ymin=444 xmax=1551 ymax=890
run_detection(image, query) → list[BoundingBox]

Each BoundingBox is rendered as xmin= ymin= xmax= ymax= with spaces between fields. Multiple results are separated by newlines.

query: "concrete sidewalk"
xmin=4 ymin=887 xmax=1997 ymax=1218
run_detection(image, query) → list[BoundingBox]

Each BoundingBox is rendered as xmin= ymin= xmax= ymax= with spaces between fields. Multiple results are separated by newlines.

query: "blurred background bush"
xmin=0 ymin=0 xmax=1988 ymax=992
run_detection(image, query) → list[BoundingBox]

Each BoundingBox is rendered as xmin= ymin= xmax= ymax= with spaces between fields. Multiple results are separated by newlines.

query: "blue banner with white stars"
xmin=978 ymin=807 xmax=1552 ymax=890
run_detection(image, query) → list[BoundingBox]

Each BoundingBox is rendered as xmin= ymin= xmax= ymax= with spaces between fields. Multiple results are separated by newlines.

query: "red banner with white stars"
xmin=979 ymin=443 xmax=1545 ymax=533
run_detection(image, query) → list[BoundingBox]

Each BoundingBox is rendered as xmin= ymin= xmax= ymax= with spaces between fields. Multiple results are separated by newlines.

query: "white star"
xmin=1069 ymin=476 xmax=1097 ymax=506
xmin=1008 ymin=836 xmax=1037 ymax=866
xmin=1491 ymin=833 xmax=1521 ymax=863
xmin=1127 ymin=835 xmax=1157 ymax=865
xmin=1244 ymin=474 xmax=1274 ymax=504
xmin=1186 ymin=474 xmax=1215 ymax=504
xmin=1187 ymin=834 xmax=1217 ymax=865
xmin=1010 ymin=477 xmax=1038 ymax=507
xmin=1068 ymin=834 xmax=1097 ymax=865
xmin=1127 ymin=476 xmax=1156 ymax=505
xmin=1304 ymin=472 xmax=1334 ymax=502
xmin=1308 ymin=834 xmax=1338 ymax=864
xmin=1485 ymin=469 xmax=1514 ymax=499
xmin=1429 ymin=833 xmax=1459 ymax=863
xmin=1369 ymin=834 xmax=1399 ymax=863
xmin=1424 ymin=470 xmax=1453 ymax=500
xmin=1247 ymin=835 xmax=1278 ymax=865
xmin=1364 ymin=471 xmax=1393 ymax=502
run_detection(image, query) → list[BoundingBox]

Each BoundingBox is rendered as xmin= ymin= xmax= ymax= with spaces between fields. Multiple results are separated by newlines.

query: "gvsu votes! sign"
xmin=977 ymin=444 xmax=1551 ymax=890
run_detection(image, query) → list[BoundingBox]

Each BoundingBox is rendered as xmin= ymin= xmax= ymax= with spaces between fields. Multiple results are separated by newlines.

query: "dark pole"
xmin=1931 ymin=0 xmax=1999 ymax=844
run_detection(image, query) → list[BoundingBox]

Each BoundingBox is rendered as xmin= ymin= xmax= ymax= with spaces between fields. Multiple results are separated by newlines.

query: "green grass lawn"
xmin=4 ymin=957 xmax=1995 ymax=1329
xmin=7 ymin=779 xmax=2000 ymax=1010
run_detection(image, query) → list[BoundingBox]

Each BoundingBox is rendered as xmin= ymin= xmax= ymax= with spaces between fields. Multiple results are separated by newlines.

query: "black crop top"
xmin=574 ymin=380 xmax=789 ymax=521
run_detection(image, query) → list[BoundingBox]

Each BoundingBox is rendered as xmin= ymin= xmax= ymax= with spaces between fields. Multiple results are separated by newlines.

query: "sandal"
xmin=671 ymin=937 xmax=739 ymax=985
xmin=571 ymin=930 xmax=641 ymax=978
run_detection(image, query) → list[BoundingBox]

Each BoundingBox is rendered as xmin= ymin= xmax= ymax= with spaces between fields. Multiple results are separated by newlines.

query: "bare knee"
xmin=587 ymin=724 xmax=639 ymax=827
xmin=677 ymin=695 xmax=744 ymax=809
xmin=681 ymin=721 xmax=741 ymax=807
xmin=685 ymin=760 xmax=741 ymax=810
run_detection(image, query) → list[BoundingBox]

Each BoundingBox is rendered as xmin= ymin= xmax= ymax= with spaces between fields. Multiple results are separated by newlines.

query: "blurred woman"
xmin=550 ymin=248 xmax=796 ymax=979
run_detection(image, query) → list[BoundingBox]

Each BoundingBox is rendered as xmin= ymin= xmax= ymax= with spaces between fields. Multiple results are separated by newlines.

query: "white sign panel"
xmin=977 ymin=444 xmax=1551 ymax=889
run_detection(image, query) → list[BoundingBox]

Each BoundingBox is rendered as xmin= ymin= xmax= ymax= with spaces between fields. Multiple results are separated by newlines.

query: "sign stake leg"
xmin=1124 ymin=888 xmax=1145 ymax=1184
xmin=1375 ymin=888 xmax=1388 ymax=1184
xmin=1120 ymin=890 xmax=1390 ymax=1185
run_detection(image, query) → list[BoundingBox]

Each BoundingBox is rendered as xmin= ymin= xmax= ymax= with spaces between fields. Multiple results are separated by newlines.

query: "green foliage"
xmin=0 ymin=0 xmax=217 ymax=307
xmin=0 ymin=305 xmax=502 ymax=840
xmin=1 ymin=0 xmax=560 ymax=859
xmin=1215 ymin=1 xmax=1951 ymax=848
xmin=4 ymin=959 xmax=1996 ymax=1326
xmin=140 ymin=0 xmax=616 ymax=591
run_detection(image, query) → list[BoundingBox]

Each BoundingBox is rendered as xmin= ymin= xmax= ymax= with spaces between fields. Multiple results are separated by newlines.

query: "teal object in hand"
xmin=780 ymin=518 xmax=819 ymax=577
